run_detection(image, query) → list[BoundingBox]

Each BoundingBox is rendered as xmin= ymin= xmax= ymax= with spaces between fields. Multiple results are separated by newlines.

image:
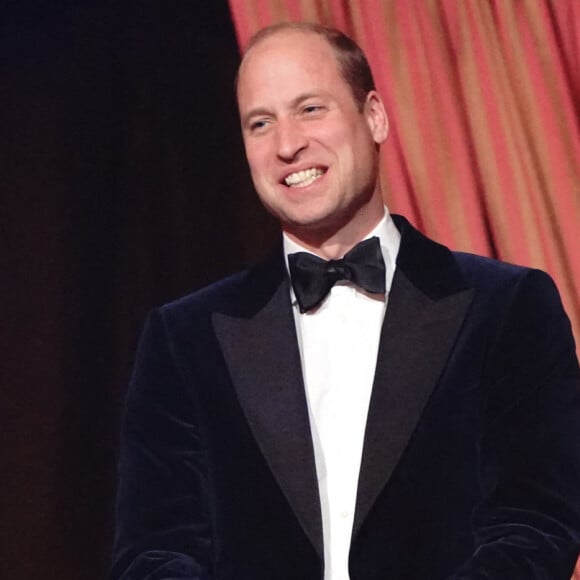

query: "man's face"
xmin=237 ymin=31 xmax=388 ymax=243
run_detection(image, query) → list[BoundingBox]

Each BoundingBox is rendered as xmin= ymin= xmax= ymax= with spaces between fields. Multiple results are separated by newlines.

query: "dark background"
xmin=1 ymin=2 xmax=276 ymax=578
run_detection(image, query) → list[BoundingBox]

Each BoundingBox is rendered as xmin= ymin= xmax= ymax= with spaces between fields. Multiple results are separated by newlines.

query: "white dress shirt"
xmin=283 ymin=209 xmax=401 ymax=580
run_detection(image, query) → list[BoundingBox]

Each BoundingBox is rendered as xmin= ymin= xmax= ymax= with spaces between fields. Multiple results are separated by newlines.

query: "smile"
xmin=284 ymin=167 xmax=325 ymax=188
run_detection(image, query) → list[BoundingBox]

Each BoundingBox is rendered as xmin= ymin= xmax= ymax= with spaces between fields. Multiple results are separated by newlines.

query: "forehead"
xmin=237 ymin=31 xmax=348 ymax=106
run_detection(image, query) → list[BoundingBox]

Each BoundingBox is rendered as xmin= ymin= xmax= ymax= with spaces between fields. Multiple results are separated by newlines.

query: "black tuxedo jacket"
xmin=111 ymin=216 xmax=580 ymax=580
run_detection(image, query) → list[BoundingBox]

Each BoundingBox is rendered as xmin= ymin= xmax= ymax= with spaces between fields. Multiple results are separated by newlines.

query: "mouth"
xmin=282 ymin=167 xmax=326 ymax=188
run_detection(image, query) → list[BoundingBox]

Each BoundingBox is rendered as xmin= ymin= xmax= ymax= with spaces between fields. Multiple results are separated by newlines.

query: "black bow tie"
xmin=288 ymin=236 xmax=386 ymax=313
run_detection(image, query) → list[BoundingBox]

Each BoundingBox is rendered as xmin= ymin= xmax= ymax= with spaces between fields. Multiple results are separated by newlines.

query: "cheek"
xmin=334 ymin=139 xmax=358 ymax=171
xmin=319 ymin=121 xmax=360 ymax=153
xmin=246 ymin=155 xmax=268 ymax=183
xmin=244 ymin=142 xmax=272 ymax=180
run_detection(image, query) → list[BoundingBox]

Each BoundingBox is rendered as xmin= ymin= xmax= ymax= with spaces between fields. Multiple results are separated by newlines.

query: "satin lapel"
xmin=353 ymin=217 xmax=474 ymax=536
xmin=212 ymin=269 xmax=322 ymax=558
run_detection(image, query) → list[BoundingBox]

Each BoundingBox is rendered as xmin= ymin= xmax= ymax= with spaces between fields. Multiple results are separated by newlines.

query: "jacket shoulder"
xmin=161 ymin=270 xmax=251 ymax=319
xmin=157 ymin=245 xmax=286 ymax=327
xmin=452 ymin=250 xmax=557 ymax=296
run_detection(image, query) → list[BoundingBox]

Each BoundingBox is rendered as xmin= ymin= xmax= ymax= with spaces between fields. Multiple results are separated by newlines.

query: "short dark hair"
xmin=238 ymin=22 xmax=376 ymax=111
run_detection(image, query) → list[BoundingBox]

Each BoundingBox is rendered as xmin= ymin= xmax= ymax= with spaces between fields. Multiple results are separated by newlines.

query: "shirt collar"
xmin=283 ymin=207 xmax=401 ymax=302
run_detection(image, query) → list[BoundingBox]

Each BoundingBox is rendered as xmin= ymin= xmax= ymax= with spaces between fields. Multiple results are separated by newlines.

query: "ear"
xmin=364 ymin=91 xmax=389 ymax=145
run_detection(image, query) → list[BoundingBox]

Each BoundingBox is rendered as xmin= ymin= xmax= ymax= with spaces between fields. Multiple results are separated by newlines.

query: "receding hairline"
xmin=236 ymin=22 xmax=376 ymax=111
xmin=242 ymin=21 xmax=343 ymax=54
xmin=237 ymin=23 xmax=337 ymax=79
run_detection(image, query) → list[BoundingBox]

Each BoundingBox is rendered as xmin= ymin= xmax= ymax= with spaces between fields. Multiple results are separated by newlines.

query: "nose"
xmin=275 ymin=117 xmax=308 ymax=162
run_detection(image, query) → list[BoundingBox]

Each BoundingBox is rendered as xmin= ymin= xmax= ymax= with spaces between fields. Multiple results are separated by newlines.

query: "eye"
xmin=302 ymin=105 xmax=324 ymax=115
xmin=249 ymin=119 xmax=269 ymax=132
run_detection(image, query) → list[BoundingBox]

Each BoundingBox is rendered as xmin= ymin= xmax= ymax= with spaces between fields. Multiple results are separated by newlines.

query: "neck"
xmin=284 ymin=197 xmax=385 ymax=259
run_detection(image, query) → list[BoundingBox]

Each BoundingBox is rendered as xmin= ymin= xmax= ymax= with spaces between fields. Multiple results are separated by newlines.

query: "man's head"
xmin=236 ymin=23 xmax=389 ymax=254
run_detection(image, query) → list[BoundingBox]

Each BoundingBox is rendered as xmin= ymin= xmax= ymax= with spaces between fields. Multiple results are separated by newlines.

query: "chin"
xmin=284 ymin=210 xmax=348 ymax=241
xmin=283 ymin=205 xmax=336 ymax=227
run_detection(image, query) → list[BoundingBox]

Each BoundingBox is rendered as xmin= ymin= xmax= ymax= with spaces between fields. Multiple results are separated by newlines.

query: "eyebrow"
xmin=241 ymin=92 xmax=325 ymax=127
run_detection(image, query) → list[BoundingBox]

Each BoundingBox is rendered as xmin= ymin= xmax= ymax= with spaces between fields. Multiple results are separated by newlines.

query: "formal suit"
xmin=111 ymin=215 xmax=580 ymax=580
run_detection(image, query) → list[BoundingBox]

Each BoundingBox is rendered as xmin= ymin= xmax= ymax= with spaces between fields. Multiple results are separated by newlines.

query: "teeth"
xmin=284 ymin=167 xmax=324 ymax=187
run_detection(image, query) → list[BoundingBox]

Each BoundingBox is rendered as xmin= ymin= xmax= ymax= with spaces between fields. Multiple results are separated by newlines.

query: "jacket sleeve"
xmin=449 ymin=269 xmax=580 ymax=579
xmin=110 ymin=308 xmax=213 ymax=580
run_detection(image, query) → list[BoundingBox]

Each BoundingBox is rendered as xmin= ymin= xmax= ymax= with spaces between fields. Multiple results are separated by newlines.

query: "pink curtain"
xmin=228 ymin=0 xmax=580 ymax=363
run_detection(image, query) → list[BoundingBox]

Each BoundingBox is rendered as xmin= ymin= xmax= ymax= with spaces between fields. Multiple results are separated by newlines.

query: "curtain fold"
xmin=228 ymin=0 xmax=580 ymax=359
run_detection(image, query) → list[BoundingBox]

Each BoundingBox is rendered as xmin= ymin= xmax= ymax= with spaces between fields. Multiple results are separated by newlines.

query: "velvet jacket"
xmin=111 ymin=215 xmax=580 ymax=580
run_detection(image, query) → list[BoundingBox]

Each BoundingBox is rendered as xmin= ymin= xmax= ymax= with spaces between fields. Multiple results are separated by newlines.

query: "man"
xmin=111 ymin=22 xmax=580 ymax=580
